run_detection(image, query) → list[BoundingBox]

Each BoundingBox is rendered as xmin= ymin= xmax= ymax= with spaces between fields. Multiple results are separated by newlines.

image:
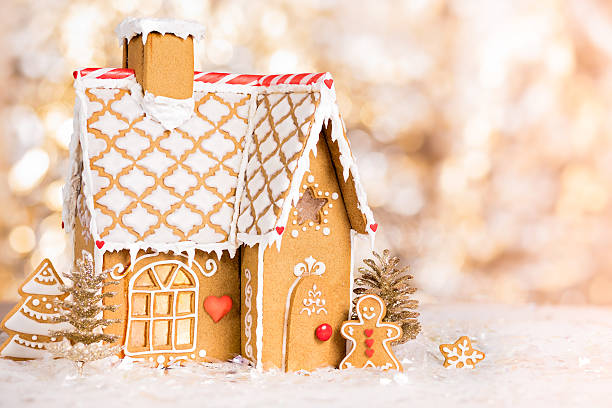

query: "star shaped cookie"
xmin=296 ymin=187 xmax=327 ymax=224
xmin=439 ymin=336 xmax=485 ymax=368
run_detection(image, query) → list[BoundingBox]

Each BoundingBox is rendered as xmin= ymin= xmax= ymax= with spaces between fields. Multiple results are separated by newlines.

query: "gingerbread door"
xmin=284 ymin=256 xmax=344 ymax=371
xmin=125 ymin=259 xmax=199 ymax=363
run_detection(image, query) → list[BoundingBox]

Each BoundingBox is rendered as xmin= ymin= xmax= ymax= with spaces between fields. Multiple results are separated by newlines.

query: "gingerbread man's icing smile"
xmin=361 ymin=306 xmax=377 ymax=320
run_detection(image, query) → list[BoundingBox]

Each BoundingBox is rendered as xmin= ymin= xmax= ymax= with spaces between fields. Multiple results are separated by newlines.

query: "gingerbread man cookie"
xmin=339 ymin=294 xmax=403 ymax=371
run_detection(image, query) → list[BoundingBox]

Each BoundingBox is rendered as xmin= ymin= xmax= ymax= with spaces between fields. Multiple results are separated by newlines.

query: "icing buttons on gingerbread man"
xmin=339 ymin=294 xmax=403 ymax=371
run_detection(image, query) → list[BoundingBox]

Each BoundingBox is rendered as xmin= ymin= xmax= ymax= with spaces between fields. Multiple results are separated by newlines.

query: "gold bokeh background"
xmin=2 ymin=0 xmax=612 ymax=304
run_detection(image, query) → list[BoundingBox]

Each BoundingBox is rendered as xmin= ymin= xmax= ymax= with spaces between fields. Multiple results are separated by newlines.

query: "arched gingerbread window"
xmin=126 ymin=261 xmax=198 ymax=356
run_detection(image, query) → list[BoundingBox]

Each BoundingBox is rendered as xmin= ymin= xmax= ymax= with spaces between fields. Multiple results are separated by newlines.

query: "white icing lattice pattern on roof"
xmin=237 ymin=92 xmax=320 ymax=235
xmin=86 ymin=89 xmax=250 ymax=244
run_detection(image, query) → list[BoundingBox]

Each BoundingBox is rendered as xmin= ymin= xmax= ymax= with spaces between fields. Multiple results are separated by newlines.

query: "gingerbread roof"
xmin=63 ymin=69 xmax=375 ymax=255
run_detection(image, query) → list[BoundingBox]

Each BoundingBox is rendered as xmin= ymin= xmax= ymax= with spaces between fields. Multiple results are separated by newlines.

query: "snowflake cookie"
xmin=439 ymin=336 xmax=485 ymax=368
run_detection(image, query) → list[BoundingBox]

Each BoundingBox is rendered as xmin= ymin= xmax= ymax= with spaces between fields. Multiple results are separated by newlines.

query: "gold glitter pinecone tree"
xmin=51 ymin=253 xmax=121 ymax=346
xmin=352 ymin=249 xmax=421 ymax=344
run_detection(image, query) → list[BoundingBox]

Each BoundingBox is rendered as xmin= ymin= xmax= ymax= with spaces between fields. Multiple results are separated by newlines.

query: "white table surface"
xmin=1 ymin=303 xmax=611 ymax=408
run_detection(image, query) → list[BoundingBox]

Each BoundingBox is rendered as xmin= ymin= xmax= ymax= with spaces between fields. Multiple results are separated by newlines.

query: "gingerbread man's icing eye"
xmin=369 ymin=307 xmax=375 ymax=312
xmin=362 ymin=307 xmax=368 ymax=312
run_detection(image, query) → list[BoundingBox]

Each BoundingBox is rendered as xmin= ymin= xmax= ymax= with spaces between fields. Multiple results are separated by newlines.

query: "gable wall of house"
xmin=249 ymin=135 xmax=353 ymax=371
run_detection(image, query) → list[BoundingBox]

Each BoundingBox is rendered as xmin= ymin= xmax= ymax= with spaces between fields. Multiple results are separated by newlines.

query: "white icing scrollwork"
xmin=204 ymin=258 xmax=218 ymax=277
xmin=108 ymin=262 xmax=128 ymax=280
xmin=108 ymin=252 xmax=218 ymax=280
xmin=300 ymin=283 xmax=328 ymax=316
xmin=281 ymin=256 xmax=327 ymax=370
xmin=293 ymin=256 xmax=326 ymax=277
xmin=244 ymin=268 xmax=254 ymax=361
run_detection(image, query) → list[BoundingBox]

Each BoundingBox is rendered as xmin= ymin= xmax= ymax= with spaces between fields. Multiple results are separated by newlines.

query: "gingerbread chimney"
xmin=116 ymin=18 xmax=205 ymax=99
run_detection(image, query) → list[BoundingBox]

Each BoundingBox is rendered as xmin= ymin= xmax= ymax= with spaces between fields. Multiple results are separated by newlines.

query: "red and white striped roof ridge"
xmin=73 ymin=68 xmax=329 ymax=87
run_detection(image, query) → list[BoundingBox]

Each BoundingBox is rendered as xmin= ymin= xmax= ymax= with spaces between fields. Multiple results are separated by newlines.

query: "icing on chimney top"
xmin=115 ymin=17 xmax=206 ymax=45
xmin=119 ymin=17 xmax=203 ymax=101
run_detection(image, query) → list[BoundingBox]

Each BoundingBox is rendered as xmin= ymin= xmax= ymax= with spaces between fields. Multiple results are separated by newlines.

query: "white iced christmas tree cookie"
xmin=0 ymin=259 xmax=69 ymax=360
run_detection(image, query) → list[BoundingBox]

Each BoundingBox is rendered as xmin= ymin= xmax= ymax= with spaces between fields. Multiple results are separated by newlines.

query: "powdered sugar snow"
xmin=1 ymin=303 xmax=610 ymax=407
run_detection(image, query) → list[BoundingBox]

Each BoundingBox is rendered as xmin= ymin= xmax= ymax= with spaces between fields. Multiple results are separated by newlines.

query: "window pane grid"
xmin=126 ymin=264 xmax=198 ymax=356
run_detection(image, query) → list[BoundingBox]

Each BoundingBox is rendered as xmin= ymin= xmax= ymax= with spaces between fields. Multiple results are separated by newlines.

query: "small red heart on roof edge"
xmin=276 ymin=227 xmax=284 ymax=235
xmin=324 ymin=79 xmax=333 ymax=89
xmin=96 ymin=240 xmax=105 ymax=249
xmin=370 ymin=223 xmax=378 ymax=232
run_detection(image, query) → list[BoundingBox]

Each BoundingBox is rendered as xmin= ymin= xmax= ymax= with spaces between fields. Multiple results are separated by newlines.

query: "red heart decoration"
xmin=370 ymin=223 xmax=378 ymax=232
xmin=204 ymin=295 xmax=233 ymax=323
xmin=275 ymin=226 xmax=284 ymax=235
xmin=365 ymin=349 xmax=374 ymax=358
xmin=365 ymin=339 xmax=374 ymax=348
xmin=324 ymin=79 xmax=334 ymax=89
xmin=95 ymin=240 xmax=105 ymax=249
xmin=61 ymin=221 xmax=64 ymax=229
xmin=364 ymin=329 xmax=373 ymax=338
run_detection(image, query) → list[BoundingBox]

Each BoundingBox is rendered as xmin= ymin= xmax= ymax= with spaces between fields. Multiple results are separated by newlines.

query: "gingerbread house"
xmin=61 ymin=17 xmax=376 ymax=371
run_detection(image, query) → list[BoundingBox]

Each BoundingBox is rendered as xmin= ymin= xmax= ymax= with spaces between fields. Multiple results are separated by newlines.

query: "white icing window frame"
xmin=125 ymin=260 xmax=200 ymax=357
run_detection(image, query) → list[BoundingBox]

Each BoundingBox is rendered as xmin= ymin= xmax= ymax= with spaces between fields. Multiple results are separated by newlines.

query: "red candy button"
xmin=315 ymin=323 xmax=333 ymax=341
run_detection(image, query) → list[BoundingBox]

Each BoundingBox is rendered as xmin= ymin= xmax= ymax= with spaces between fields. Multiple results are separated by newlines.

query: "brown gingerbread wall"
xmin=72 ymin=184 xmax=94 ymax=268
xmin=255 ymin=135 xmax=353 ymax=371
xmin=240 ymin=244 xmax=260 ymax=365
xmin=102 ymin=249 xmax=240 ymax=366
